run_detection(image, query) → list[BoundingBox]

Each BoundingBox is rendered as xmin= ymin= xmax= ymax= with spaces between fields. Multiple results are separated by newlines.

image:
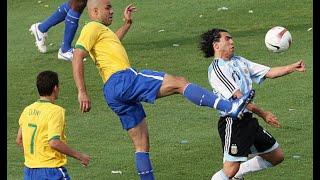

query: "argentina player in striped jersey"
xmin=199 ymin=28 xmax=305 ymax=180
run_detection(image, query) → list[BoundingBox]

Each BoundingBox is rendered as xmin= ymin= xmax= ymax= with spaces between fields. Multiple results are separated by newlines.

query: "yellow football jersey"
xmin=18 ymin=99 xmax=67 ymax=168
xmin=75 ymin=21 xmax=131 ymax=83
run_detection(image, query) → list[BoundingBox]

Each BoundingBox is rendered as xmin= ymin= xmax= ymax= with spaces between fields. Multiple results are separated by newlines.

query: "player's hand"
xmin=78 ymin=91 xmax=91 ymax=113
xmin=293 ymin=60 xmax=306 ymax=72
xmin=123 ymin=4 xmax=136 ymax=23
xmin=263 ymin=111 xmax=280 ymax=128
xmin=79 ymin=153 xmax=90 ymax=167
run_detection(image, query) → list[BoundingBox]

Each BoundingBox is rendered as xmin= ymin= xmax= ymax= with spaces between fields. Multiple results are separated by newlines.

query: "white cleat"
xmin=29 ymin=23 xmax=48 ymax=53
xmin=58 ymin=48 xmax=73 ymax=61
xmin=228 ymin=90 xmax=255 ymax=119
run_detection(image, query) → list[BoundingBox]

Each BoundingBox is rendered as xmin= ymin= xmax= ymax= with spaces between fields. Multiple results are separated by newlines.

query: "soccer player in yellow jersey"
xmin=72 ymin=0 xmax=254 ymax=179
xmin=16 ymin=71 xmax=90 ymax=180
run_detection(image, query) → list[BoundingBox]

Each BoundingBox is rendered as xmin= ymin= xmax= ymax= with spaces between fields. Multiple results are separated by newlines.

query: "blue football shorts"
xmin=103 ymin=68 xmax=165 ymax=130
xmin=24 ymin=166 xmax=70 ymax=180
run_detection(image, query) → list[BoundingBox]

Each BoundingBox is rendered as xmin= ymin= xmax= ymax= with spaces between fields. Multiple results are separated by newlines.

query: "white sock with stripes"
xmin=234 ymin=156 xmax=273 ymax=178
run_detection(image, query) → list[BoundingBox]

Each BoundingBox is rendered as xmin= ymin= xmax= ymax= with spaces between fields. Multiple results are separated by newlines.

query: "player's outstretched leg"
xmin=182 ymin=83 xmax=254 ymax=118
xmin=159 ymin=75 xmax=254 ymax=118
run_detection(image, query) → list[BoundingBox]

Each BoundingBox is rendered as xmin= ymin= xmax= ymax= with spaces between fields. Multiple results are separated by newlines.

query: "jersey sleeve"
xmin=75 ymin=23 xmax=99 ymax=52
xmin=242 ymin=58 xmax=271 ymax=84
xmin=208 ymin=61 xmax=239 ymax=99
xmin=47 ymin=108 xmax=65 ymax=141
xmin=18 ymin=108 xmax=27 ymax=126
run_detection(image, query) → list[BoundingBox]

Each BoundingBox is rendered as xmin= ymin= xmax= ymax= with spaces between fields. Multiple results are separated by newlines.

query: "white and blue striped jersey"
xmin=208 ymin=55 xmax=270 ymax=116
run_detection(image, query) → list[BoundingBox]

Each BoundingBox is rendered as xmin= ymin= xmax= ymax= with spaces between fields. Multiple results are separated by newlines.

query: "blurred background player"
xmin=198 ymin=28 xmax=306 ymax=180
xmin=16 ymin=70 xmax=90 ymax=179
xmin=72 ymin=1 xmax=254 ymax=180
xmin=29 ymin=0 xmax=87 ymax=61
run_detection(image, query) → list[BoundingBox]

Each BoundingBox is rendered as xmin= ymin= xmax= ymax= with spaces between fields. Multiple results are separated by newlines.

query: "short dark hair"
xmin=199 ymin=28 xmax=228 ymax=58
xmin=36 ymin=71 xmax=59 ymax=96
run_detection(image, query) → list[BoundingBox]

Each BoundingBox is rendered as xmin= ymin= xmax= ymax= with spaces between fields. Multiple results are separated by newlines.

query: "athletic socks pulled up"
xmin=135 ymin=152 xmax=154 ymax=180
xmin=61 ymin=9 xmax=81 ymax=52
xmin=233 ymin=156 xmax=273 ymax=179
xmin=183 ymin=83 xmax=232 ymax=112
xmin=38 ymin=2 xmax=70 ymax=33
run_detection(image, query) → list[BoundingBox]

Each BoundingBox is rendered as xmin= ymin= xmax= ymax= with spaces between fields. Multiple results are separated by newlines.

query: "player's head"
xmin=199 ymin=28 xmax=234 ymax=59
xmin=36 ymin=71 xmax=59 ymax=99
xmin=87 ymin=0 xmax=113 ymax=26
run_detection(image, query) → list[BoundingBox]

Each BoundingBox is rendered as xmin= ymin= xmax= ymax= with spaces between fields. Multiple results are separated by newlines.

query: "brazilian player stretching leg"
xmin=72 ymin=0 xmax=254 ymax=180
xmin=29 ymin=0 xmax=87 ymax=61
xmin=16 ymin=71 xmax=90 ymax=179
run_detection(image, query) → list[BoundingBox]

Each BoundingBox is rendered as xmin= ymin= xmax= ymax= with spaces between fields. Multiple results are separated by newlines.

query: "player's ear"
xmin=53 ymin=85 xmax=59 ymax=93
xmin=53 ymin=85 xmax=60 ymax=98
xmin=213 ymin=42 xmax=219 ymax=51
xmin=93 ymin=7 xmax=99 ymax=15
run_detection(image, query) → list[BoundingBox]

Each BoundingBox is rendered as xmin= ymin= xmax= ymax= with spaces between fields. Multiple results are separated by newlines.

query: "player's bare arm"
xmin=49 ymin=139 xmax=91 ymax=166
xmin=16 ymin=127 xmax=24 ymax=152
xmin=265 ymin=60 xmax=306 ymax=79
xmin=234 ymin=90 xmax=280 ymax=128
xmin=247 ymin=103 xmax=280 ymax=128
xmin=72 ymin=49 xmax=91 ymax=113
xmin=115 ymin=4 xmax=136 ymax=40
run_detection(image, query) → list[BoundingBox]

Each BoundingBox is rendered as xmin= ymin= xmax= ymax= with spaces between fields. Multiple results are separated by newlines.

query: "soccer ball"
xmin=264 ymin=26 xmax=292 ymax=53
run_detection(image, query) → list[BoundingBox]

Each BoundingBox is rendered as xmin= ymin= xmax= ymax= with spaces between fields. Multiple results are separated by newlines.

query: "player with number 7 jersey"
xmin=18 ymin=100 xmax=67 ymax=167
xmin=16 ymin=71 xmax=90 ymax=180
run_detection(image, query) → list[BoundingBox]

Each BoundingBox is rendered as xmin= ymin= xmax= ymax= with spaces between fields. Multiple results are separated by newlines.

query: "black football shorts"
xmin=218 ymin=112 xmax=277 ymax=162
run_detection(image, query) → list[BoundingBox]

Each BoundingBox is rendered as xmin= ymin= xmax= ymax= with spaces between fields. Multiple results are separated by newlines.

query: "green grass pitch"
xmin=8 ymin=0 xmax=312 ymax=179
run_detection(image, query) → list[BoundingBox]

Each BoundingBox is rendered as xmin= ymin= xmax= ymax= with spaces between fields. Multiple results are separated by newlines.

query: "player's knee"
xmin=277 ymin=155 xmax=284 ymax=165
xmin=223 ymin=168 xmax=238 ymax=178
xmin=223 ymin=164 xmax=240 ymax=178
xmin=70 ymin=0 xmax=87 ymax=12
xmin=177 ymin=76 xmax=189 ymax=84
xmin=172 ymin=76 xmax=189 ymax=91
xmin=273 ymin=151 xmax=284 ymax=165
xmin=275 ymin=148 xmax=284 ymax=164
xmin=163 ymin=74 xmax=189 ymax=94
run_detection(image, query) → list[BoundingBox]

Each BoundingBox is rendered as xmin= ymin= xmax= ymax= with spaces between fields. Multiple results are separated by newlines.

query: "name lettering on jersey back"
xmin=29 ymin=109 xmax=41 ymax=116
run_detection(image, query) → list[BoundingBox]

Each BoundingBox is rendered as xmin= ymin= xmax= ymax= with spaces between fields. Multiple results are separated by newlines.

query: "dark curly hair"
xmin=199 ymin=28 xmax=228 ymax=58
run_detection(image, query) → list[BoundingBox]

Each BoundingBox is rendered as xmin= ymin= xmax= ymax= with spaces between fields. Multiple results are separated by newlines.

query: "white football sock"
xmin=234 ymin=156 xmax=273 ymax=178
xmin=211 ymin=169 xmax=229 ymax=180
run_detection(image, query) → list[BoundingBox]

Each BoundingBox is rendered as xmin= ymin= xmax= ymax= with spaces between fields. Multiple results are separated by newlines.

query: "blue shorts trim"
xmin=24 ymin=166 xmax=70 ymax=180
xmin=103 ymin=68 xmax=165 ymax=130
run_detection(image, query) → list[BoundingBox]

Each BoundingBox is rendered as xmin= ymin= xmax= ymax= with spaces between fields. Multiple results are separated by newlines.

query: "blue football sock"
xmin=183 ymin=83 xmax=232 ymax=112
xmin=38 ymin=2 xmax=70 ymax=33
xmin=135 ymin=152 xmax=154 ymax=180
xmin=61 ymin=9 xmax=81 ymax=52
